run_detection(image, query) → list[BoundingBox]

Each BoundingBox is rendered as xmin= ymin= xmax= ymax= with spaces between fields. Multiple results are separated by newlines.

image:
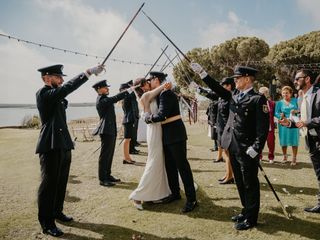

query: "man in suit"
xmin=92 ymin=80 xmax=134 ymax=187
xmin=145 ymin=71 xmax=197 ymax=213
xmin=279 ymin=69 xmax=320 ymax=213
xmin=36 ymin=63 xmax=104 ymax=237
xmin=191 ymin=63 xmax=269 ymax=230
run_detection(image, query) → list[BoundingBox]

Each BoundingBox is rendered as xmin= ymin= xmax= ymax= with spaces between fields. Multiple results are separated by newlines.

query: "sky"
xmin=0 ymin=0 xmax=319 ymax=104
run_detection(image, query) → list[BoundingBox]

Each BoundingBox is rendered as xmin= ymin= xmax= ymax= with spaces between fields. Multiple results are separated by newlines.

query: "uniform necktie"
xmin=238 ymin=92 xmax=244 ymax=101
xmin=300 ymin=94 xmax=308 ymax=137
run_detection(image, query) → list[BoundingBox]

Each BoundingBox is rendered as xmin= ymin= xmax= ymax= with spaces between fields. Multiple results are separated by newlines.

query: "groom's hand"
xmin=142 ymin=112 xmax=153 ymax=124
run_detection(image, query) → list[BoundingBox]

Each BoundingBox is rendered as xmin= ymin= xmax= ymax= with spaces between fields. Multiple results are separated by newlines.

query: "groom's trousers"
xmin=163 ymin=140 xmax=196 ymax=202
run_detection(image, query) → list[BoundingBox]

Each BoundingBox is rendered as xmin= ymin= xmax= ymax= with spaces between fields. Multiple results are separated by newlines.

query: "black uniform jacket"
xmin=122 ymin=92 xmax=137 ymax=124
xmin=202 ymin=75 xmax=269 ymax=154
xmin=35 ymin=73 xmax=88 ymax=154
xmin=291 ymin=86 xmax=320 ymax=138
xmin=150 ymin=89 xmax=187 ymax=145
xmin=93 ymin=91 xmax=129 ymax=136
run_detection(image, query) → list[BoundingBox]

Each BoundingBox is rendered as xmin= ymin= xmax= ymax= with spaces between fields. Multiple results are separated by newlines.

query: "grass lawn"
xmin=0 ymin=122 xmax=319 ymax=240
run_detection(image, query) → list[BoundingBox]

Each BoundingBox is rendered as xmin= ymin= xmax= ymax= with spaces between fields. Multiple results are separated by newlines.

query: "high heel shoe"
xmin=133 ymin=200 xmax=143 ymax=210
xmin=218 ymin=177 xmax=226 ymax=182
xmin=219 ymin=178 xmax=234 ymax=184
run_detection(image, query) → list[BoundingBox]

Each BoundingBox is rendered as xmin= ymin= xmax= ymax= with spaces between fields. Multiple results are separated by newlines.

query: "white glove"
xmin=141 ymin=112 xmax=151 ymax=122
xmin=190 ymin=62 xmax=208 ymax=79
xmin=86 ymin=64 xmax=105 ymax=76
xmin=246 ymin=146 xmax=258 ymax=159
xmin=127 ymin=86 xmax=136 ymax=94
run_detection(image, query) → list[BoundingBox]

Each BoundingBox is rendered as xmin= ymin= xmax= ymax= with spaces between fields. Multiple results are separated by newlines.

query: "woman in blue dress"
xmin=275 ymin=86 xmax=300 ymax=165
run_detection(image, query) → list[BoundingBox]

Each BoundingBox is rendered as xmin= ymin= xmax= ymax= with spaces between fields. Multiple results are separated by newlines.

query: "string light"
xmin=0 ymin=33 xmax=168 ymax=67
xmin=1 ymin=33 xmax=319 ymax=70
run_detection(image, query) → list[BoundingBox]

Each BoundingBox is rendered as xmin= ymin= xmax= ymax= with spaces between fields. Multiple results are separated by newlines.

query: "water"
xmin=0 ymin=105 xmax=107 ymax=127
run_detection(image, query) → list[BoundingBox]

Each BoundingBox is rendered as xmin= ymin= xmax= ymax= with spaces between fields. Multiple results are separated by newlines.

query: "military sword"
xmin=145 ymin=45 xmax=168 ymax=78
xmin=142 ymin=10 xmax=191 ymax=63
xmin=101 ymin=3 xmax=145 ymax=65
xmin=258 ymin=163 xmax=292 ymax=219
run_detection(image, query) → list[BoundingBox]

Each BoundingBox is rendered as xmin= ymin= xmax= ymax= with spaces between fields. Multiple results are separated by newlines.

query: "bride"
xmin=129 ymin=78 xmax=172 ymax=210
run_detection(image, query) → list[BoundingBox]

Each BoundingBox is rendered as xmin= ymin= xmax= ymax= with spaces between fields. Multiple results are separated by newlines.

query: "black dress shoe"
xmin=100 ymin=180 xmax=115 ymax=187
xmin=107 ymin=175 xmax=121 ymax=182
xmin=56 ymin=213 xmax=73 ymax=222
xmin=43 ymin=226 xmax=64 ymax=237
xmin=304 ymin=205 xmax=320 ymax=213
xmin=231 ymin=213 xmax=245 ymax=222
xmin=161 ymin=194 xmax=182 ymax=204
xmin=182 ymin=201 xmax=198 ymax=213
xmin=219 ymin=178 xmax=234 ymax=184
xmin=234 ymin=219 xmax=256 ymax=230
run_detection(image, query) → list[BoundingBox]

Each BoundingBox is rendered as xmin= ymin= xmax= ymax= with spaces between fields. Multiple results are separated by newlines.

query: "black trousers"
xmin=99 ymin=134 xmax=116 ymax=181
xmin=163 ymin=141 xmax=196 ymax=202
xmin=130 ymin=117 xmax=139 ymax=151
xmin=38 ymin=149 xmax=71 ymax=227
xmin=230 ymin=151 xmax=260 ymax=224
xmin=308 ymin=136 xmax=320 ymax=204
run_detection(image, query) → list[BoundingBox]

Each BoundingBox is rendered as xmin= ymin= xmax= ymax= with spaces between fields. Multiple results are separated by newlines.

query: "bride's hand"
xmin=164 ymin=82 xmax=172 ymax=90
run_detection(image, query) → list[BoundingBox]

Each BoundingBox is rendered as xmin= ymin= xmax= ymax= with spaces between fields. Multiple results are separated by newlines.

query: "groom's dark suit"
xmin=147 ymin=89 xmax=196 ymax=203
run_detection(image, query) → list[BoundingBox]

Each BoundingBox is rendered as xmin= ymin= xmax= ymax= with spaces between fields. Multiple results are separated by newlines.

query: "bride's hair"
xmin=134 ymin=78 xmax=149 ymax=98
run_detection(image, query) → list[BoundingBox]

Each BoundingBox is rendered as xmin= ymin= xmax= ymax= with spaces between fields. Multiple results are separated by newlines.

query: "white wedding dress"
xmin=129 ymin=99 xmax=171 ymax=201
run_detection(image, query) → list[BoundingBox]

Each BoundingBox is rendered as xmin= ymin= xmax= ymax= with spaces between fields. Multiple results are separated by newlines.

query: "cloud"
xmin=198 ymin=11 xmax=286 ymax=48
xmin=296 ymin=0 xmax=320 ymax=23
xmin=0 ymin=0 xmax=166 ymax=103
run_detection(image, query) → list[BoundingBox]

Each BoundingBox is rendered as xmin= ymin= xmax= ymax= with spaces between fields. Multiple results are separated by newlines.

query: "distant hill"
xmin=0 ymin=103 xmax=96 ymax=108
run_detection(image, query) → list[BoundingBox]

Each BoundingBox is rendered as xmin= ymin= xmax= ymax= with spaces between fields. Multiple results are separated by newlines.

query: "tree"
xmin=268 ymin=31 xmax=320 ymax=89
xmin=173 ymin=36 xmax=271 ymax=93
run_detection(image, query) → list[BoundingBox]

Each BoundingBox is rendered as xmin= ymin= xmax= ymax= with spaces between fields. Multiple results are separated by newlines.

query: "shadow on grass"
xmin=144 ymin=187 xmax=320 ymax=239
xmin=188 ymin=157 xmax=213 ymax=162
xmin=257 ymin=213 xmax=320 ymax=239
xmin=68 ymin=175 xmax=82 ymax=184
xmin=62 ymin=221 xmax=194 ymax=240
xmin=260 ymin=161 xmax=313 ymax=169
xmin=260 ymin=182 xmax=318 ymax=197
xmin=192 ymin=169 xmax=220 ymax=173
xmin=112 ymin=181 xmax=138 ymax=190
xmin=65 ymin=190 xmax=81 ymax=203
xmin=144 ymin=187 xmax=240 ymax=223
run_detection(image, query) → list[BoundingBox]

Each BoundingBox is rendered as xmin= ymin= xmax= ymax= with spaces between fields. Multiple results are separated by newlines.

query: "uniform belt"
xmin=161 ymin=115 xmax=181 ymax=125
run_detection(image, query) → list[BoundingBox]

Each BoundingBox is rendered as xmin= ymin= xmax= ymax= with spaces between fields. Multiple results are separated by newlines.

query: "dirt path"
xmin=0 ymin=123 xmax=319 ymax=240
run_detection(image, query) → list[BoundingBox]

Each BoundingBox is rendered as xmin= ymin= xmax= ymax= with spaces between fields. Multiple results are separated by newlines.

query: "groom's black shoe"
xmin=100 ymin=180 xmax=115 ymax=187
xmin=55 ymin=213 xmax=73 ymax=222
xmin=107 ymin=175 xmax=121 ymax=182
xmin=42 ymin=226 xmax=64 ymax=237
xmin=182 ymin=200 xmax=197 ymax=213
xmin=161 ymin=194 xmax=182 ymax=204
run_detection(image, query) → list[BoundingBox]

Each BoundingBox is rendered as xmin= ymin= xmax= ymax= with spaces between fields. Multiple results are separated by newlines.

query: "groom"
xmin=145 ymin=71 xmax=197 ymax=213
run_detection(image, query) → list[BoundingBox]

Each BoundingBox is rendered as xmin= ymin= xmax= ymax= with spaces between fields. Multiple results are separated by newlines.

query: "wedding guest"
xmin=259 ymin=87 xmax=276 ymax=163
xmin=275 ymin=86 xmax=299 ymax=165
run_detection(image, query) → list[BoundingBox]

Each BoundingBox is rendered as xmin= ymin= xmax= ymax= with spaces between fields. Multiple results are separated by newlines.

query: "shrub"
xmin=21 ymin=115 xmax=41 ymax=129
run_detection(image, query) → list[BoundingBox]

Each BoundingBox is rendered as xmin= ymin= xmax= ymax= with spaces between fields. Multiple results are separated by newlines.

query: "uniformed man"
xmin=191 ymin=63 xmax=269 ymax=230
xmin=36 ymin=64 xmax=104 ymax=237
xmin=92 ymin=80 xmax=135 ymax=187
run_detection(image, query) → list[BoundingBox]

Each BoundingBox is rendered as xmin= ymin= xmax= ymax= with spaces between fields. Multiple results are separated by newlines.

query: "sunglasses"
xmin=294 ymin=76 xmax=307 ymax=81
